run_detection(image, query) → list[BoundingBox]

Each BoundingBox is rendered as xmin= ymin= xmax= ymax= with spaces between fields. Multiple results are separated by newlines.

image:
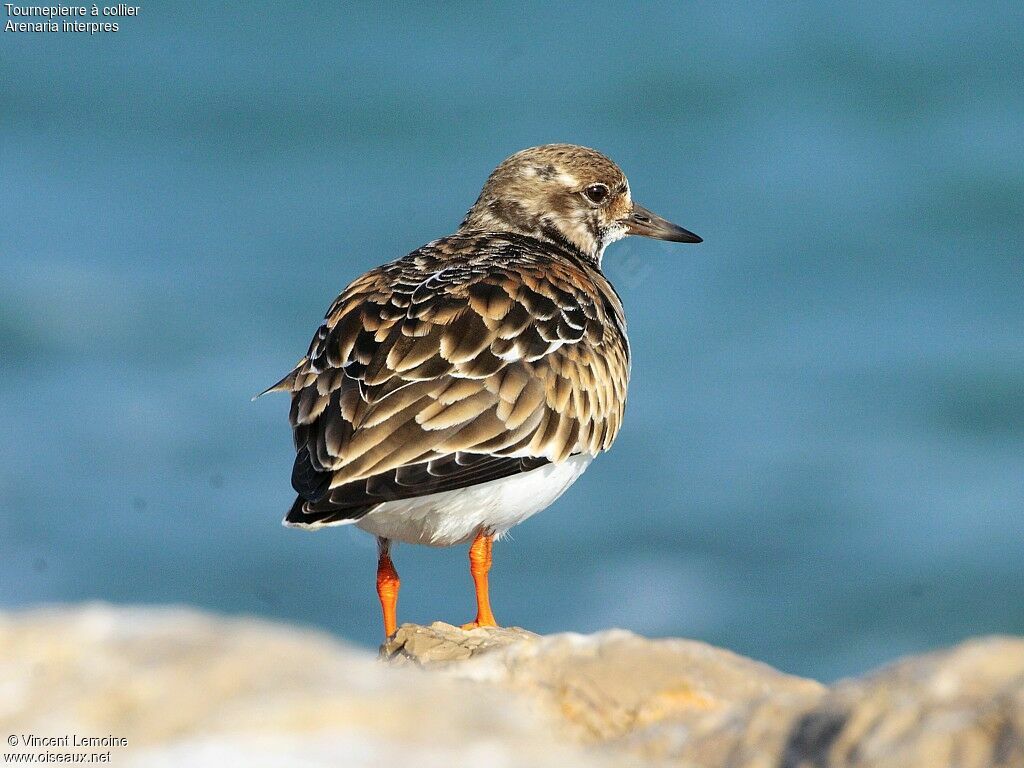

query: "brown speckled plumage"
xmin=278 ymin=230 xmax=629 ymax=525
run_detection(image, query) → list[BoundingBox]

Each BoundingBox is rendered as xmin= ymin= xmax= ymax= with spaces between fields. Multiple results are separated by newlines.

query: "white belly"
xmin=355 ymin=455 xmax=593 ymax=547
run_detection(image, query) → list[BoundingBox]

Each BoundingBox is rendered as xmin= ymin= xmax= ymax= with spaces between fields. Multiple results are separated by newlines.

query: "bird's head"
xmin=460 ymin=143 xmax=701 ymax=263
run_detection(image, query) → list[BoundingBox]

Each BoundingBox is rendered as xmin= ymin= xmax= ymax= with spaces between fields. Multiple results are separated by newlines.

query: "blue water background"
xmin=2 ymin=3 xmax=1022 ymax=680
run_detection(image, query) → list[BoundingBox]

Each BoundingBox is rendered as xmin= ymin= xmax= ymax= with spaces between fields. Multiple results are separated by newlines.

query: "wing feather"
xmin=277 ymin=233 xmax=630 ymax=522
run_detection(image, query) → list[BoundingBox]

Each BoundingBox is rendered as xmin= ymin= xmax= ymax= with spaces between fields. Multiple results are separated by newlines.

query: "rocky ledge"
xmin=1 ymin=605 xmax=1022 ymax=767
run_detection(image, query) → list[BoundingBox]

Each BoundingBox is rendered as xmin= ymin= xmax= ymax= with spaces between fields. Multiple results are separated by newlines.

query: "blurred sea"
xmin=2 ymin=2 xmax=1022 ymax=681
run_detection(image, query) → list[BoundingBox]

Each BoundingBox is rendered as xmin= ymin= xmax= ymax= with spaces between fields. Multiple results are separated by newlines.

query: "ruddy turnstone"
xmin=262 ymin=144 xmax=701 ymax=637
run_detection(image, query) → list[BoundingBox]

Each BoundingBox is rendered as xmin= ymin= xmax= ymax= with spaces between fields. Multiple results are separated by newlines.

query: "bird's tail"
xmin=282 ymin=495 xmax=375 ymax=530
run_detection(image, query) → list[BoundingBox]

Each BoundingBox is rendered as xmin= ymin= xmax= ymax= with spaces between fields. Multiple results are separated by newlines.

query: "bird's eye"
xmin=582 ymin=184 xmax=610 ymax=205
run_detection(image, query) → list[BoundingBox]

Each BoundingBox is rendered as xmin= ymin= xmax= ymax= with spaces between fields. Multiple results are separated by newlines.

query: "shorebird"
xmin=262 ymin=144 xmax=701 ymax=637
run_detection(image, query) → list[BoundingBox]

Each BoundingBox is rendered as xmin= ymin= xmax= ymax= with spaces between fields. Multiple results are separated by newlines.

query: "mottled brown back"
xmin=278 ymin=231 xmax=630 ymax=524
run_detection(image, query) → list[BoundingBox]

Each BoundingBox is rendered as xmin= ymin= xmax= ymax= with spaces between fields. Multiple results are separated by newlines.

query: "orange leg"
xmin=462 ymin=532 xmax=500 ymax=629
xmin=376 ymin=538 xmax=400 ymax=638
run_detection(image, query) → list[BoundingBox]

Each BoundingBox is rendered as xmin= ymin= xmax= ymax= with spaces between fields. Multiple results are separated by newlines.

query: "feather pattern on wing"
xmin=280 ymin=231 xmax=630 ymax=522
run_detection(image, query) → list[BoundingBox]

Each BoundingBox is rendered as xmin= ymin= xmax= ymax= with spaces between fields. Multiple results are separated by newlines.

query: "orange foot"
xmin=461 ymin=618 xmax=500 ymax=631
xmin=376 ymin=538 xmax=400 ymax=638
xmin=461 ymin=532 xmax=500 ymax=630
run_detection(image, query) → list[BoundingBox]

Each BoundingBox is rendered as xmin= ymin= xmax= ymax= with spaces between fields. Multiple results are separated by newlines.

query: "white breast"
xmin=355 ymin=454 xmax=593 ymax=547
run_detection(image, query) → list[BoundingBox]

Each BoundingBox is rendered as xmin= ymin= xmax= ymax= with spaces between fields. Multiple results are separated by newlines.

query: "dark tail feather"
xmin=283 ymin=495 xmax=375 ymax=529
xmin=291 ymin=445 xmax=333 ymax=502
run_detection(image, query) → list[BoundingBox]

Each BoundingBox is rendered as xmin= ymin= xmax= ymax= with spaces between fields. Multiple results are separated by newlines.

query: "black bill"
xmin=625 ymin=204 xmax=702 ymax=243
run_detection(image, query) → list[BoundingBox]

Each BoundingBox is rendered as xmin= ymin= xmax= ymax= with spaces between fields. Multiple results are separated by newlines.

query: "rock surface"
xmin=780 ymin=637 xmax=1024 ymax=768
xmin=386 ymin=623 xmax=1024 ymax=767
xmin=0 ymin=605 xmax=623 ymax=768
xmin=2 ymin=604 xmax=1023 ymax=768
xmin=385 ymin=621 xmax=825 ymax=750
